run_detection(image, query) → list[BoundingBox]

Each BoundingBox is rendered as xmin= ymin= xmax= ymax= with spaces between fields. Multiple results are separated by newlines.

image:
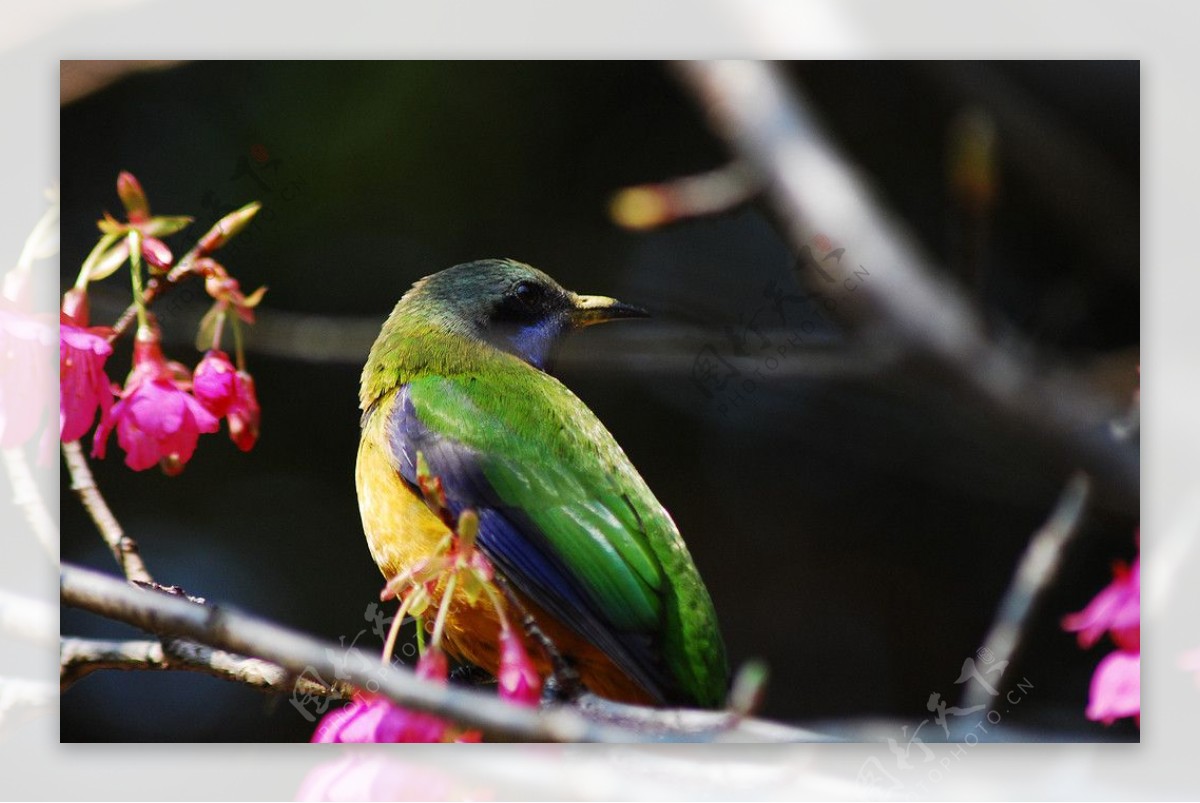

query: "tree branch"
xmin=61 ymin=441 xmax=153 ymax=585
xmin=671 ymin=60 xmax=1138 ymax=512
xmin=60 ymin=563 xmax=829 ymax=743
xmin=59 ymin=636 xmax=332 ymax=697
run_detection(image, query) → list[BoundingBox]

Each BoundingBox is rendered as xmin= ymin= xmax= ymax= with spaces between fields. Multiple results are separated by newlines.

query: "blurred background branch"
xmin=671 ymin=60 xmax=1137 ymax=513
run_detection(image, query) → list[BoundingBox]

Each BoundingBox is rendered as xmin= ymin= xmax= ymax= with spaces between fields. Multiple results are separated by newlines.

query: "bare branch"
xmin=59 ymin=636 xmax=332 ymax=698
xmin=60 ymin=563 xmax=829 ymax=743
xmin=61 ymin=441 xmax=153 ymax=585
xmin=671 ymin=60 xmax=1138 ymax=512
xmin=0 ymin=677 xmax=57 ymax=726
xmin=0 ymin=589 xmax=56 ymax=647
xmin=2 ymin=447 xmax=58 ymax=562
xmin=963 ymin=471 xmax=1091 ymax=712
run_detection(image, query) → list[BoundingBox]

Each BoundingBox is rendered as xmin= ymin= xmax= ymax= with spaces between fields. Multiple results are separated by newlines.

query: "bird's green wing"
xmin=386 ymin=370 xmax=727 ymax=707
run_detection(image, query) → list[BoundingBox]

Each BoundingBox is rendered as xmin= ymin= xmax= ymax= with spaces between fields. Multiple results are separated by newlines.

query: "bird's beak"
xmin=569 ymin=294 xmax=650 ymax=328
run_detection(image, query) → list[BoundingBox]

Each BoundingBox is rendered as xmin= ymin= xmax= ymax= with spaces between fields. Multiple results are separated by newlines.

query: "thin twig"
xmin=60 ymin=562 xmax=828 ymax=743
xmin=60 ymin=441 xmax=153 ymax=585
xmin=963 ymin=471 xmax=1092 ymax=712
xmin=671 ymin=60 xmax=1138 ymax=512
xmin=107 ymin=246 xmax=199 ymax=344
xmin=2 ymin=448 xmax=58 ymax=562
xmin=0 ymin=589 xmax=57 ymax=647
xmin=59 ymin=636 xmax=333 ymax=697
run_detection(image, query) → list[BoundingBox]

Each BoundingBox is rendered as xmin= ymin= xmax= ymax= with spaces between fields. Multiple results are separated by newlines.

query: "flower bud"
xmin=497 ymin=627 xmax=542 ymax=707
xmin=116 ymin=172 xmax=150 ymax=222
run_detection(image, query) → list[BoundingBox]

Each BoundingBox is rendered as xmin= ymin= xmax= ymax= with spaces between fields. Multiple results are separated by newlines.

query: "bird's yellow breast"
xmin=355 ymin=415 xmax=447 ymax=579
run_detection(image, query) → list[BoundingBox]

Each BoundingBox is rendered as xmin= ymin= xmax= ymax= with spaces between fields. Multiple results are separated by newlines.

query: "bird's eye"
xmin=512 ymin=281 xmax=540 ymax=303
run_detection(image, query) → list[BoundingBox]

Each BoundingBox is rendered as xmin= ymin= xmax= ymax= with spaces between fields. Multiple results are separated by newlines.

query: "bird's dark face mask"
xmin=485 ymin=279 xmax=574 ymax=371
xmin=484 ymin=279 xmax=648 ymax=372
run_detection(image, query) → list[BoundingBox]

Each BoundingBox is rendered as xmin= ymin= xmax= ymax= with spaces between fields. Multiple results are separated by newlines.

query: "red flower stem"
xmin=60 ymin=440 xmax=154 ymax=586
xmin=430 ymin=574 xmax=457 ymax=649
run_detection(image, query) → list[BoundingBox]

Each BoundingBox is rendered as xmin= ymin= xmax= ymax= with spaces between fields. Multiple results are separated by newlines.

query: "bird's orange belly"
xmin=355 ymin=431 xmax=655 ymax=705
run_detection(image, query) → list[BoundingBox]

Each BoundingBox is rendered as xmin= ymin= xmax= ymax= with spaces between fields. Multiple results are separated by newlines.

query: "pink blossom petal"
xmin=1063 ymin=559 xmax=1139 ymax=650
xmin=1086 ymin=649 xmax=1140 ymax=725
xmin=60 ymin=323 xmax=115 ymax=442
xmin=192 ymin=350 xmax=238 ymax=417
xmin=497 ymin=628 xmax=542 ymax=707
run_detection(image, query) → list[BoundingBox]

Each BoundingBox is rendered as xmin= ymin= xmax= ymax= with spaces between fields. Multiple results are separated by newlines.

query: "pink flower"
xmin=497 ymin=627 xmax=542 ymax=707
xmin=1062 ymin=558 xmax=1140 ymax=651
xmin=59 ymin=316 xmax=114 ymax=443
xmin=192 ymin=350 xmax=238 ymax=417
xmin=1063 ymin=546 xmax=1141 ymax=726
xmin=192 ymin=350 xmax=261 ymax=452
xmin=227 ymin=369 xmax=260 ymax=452
xmin=309 ymin=648 xmax=483 ymax=744
xmin=1086 ymin=650 xmax=1140 ymax=725
xmin=92 ymin=335 xmax=219 ymax=472
xmin=311 ymin=693 xmax=449 ymax=744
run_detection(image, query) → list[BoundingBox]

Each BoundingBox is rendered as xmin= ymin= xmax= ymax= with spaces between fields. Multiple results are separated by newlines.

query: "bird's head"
xmin=402 ymin=258 xmax=648 ymax=370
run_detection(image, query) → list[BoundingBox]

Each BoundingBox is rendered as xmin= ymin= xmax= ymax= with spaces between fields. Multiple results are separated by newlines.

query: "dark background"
xmin=59 ymin=61 xmax=1139 ymax=742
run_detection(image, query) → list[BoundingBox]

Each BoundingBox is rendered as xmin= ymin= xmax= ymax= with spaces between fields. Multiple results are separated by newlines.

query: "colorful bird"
xmin=356 ymin=259 xmax=728 ymax=708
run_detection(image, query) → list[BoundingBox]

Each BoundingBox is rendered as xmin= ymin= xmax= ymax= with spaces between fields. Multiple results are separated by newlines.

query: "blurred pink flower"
xmin=92 ymin=335 xmax=218 ymax=472
xmin=497 ymin=627 xmax=542 ymax=707
xmin=1181 ymin=647 xmax=1200 ymax=688
xmin=1086 ymin=650 xmax=1140 ymax=725
xmin=310 ymin=648 xmax=481 ymax=744
xmin=1 ymin=303 xmax=55 ymax=447
xmin=59 ymin=316 xmax=114 ymax=443
xmin=1063 ymin=548 xmax=1141 ymax=726
xmin=1062 ymin=558 xmax=1140 ymax=651
xmin=311 ymin=693 xmax=449 ymax=744
xmin=296 ymin=755 xmax=458 ymax=802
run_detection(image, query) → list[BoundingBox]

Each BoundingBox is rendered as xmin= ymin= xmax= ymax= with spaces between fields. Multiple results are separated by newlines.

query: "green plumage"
xmin=361 ymin=259 xmax=728 ymax=707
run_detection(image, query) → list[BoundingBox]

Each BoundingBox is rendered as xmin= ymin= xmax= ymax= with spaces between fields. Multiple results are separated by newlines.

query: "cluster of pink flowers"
xmin=58 ymin=172 xmax=264 ymax=474
xmin=312 ymin=464 xmax=545 ymax=743
xmin=1062 ymin=546 xmax=1140 ymax=725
